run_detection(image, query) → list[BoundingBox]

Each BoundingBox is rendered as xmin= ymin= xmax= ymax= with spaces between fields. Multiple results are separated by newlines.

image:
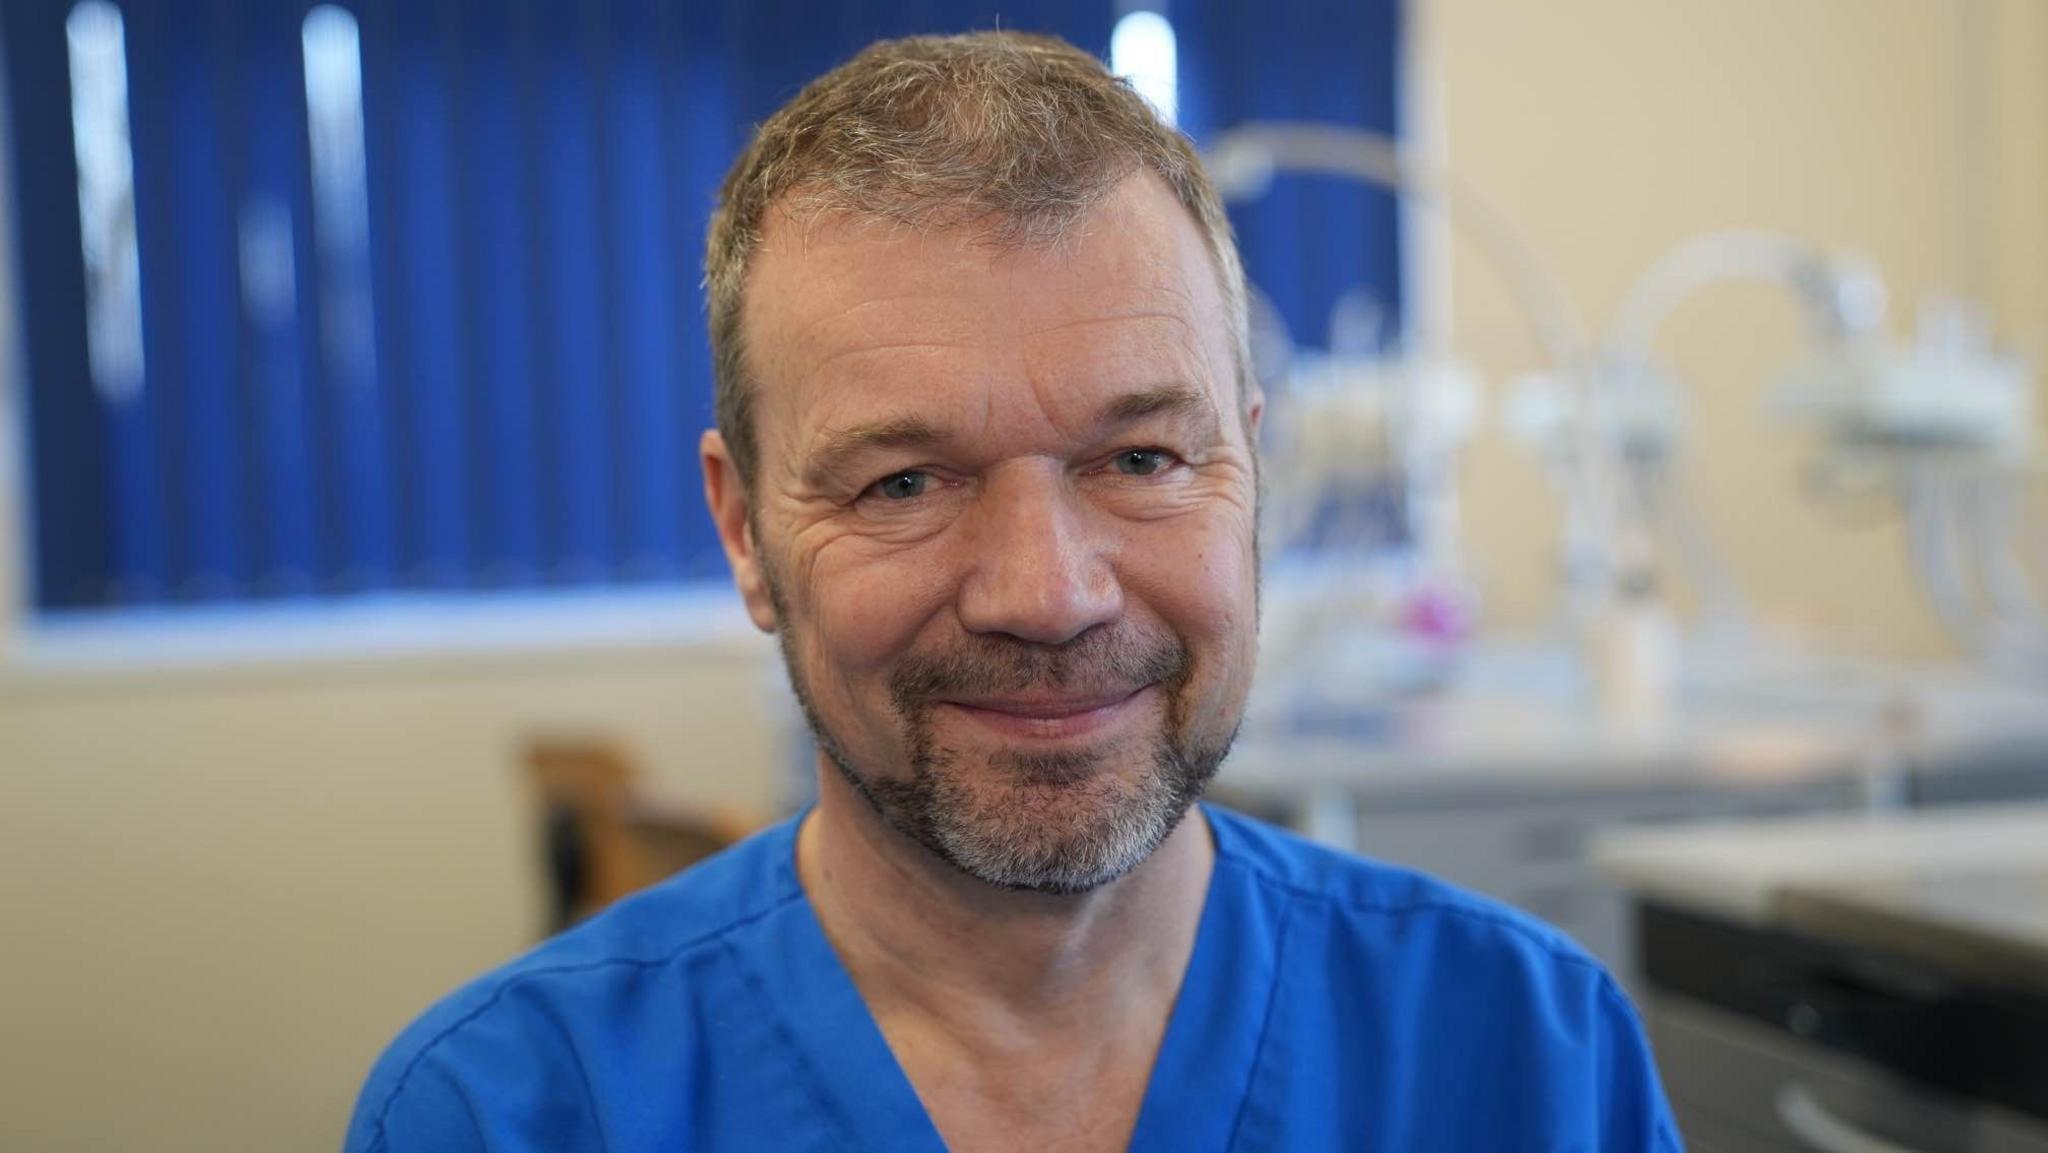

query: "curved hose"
xmin=1205 ymin=122 xmax=1591 ymax=367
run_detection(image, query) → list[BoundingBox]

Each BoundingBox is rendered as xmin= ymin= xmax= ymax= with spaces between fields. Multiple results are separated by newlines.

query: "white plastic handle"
xmin=1774 ymin=1084 xmax=1933 ymax=1153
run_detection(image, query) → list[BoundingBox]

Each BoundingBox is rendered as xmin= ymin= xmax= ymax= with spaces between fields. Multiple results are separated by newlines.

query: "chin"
xmin=953 ymin=763 xmax=1180 ymax=891
xmin=845 ymin=731 xmax=1220 ymax=895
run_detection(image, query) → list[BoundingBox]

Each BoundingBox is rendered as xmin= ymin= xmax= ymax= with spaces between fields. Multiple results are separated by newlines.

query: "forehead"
xmin=738 ymin=174 xmax=1238 ymax=463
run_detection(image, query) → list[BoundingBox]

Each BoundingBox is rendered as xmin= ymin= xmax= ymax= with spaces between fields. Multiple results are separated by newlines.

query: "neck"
xmin=796 ymin=757 xmax=1215 ymax=1037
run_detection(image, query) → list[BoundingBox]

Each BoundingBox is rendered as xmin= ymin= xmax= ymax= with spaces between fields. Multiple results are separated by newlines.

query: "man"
xmin=348 ymin=32 xmax=1681 ymax=1152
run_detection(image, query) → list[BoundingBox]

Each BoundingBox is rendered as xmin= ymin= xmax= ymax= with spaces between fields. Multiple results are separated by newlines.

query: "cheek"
xmin=791 ymin=537 xmax=960 ymax=694
xmin=1118 ymin=514 xmax=1259 ymax=647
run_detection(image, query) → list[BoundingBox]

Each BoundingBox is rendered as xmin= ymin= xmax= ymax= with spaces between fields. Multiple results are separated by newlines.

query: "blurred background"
xmin=2 ymin=0 xmax=2046 ymax=1149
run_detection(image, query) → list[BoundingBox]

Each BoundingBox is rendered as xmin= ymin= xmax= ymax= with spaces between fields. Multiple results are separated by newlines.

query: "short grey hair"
xmin=704 ymin=30 xmax=1250 ymax=483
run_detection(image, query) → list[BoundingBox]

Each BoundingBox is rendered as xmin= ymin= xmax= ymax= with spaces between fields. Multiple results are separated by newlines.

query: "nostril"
xmin=959 ymin=549 xmax=1122 ymax=646
xmin=956 ymin=480 xmax=1123 ymax=644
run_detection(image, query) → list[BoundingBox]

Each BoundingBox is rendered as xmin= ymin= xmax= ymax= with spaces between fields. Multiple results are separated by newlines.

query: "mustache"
xmin=888 ymin=626 xmax=1191 ymax=711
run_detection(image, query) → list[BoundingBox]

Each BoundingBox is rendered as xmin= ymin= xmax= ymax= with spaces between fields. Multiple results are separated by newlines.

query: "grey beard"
xmin=846 ymin=708 xmax=1227 ymax=896
xmin=772 ymin=607 xmax=1232 ymax=894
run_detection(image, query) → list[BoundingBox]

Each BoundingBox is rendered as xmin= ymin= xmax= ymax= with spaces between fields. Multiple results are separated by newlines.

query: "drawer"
xmin=1345 ymin=782 xmax=1853 ymax=882
xmin=1668 ymin=1097 xmax=1805 ymax=1153
xmin=1651 ymin=995 xmax=2048 ymax=1153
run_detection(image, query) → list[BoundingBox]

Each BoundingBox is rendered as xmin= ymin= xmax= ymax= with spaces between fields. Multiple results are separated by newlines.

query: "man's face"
xmin=706 ymin=174 xmax=1261 ymax=894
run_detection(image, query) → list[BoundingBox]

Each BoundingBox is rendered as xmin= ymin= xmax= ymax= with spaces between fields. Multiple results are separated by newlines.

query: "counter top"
xmin=1593 ymin=803 xmax=2048 ymax=990
xmin=1222 ymin=642 xmax=2048 ymax=804
xmin=1226 ymin=691 xmax=1866 ymax=798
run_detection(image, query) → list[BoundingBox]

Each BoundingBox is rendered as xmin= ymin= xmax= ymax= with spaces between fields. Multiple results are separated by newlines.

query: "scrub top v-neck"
xmin=347 ymin=806 xmax=1682 ymax=1152
xmin=730 ymin=812 xmax=1280 ymax=1151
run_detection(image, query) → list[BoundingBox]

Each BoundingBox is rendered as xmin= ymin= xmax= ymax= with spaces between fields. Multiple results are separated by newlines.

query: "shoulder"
xmin=1205 ymin=801 xmax=1599 ymax=974
xmin=345 ymin=815 xmax=806 ymax=1153
xmin=1204 ymin=804 xmax=1681 ymax=1148
xmin=1203 ymin=804 xmax=1645 ymax=1054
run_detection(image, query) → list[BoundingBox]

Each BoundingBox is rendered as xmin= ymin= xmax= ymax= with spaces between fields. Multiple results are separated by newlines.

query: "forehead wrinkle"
xmin=1010 ymin=307 xmax=1199 ymax=342
xmin=1017 ymin=313 xmax=1222 ymax=435
xmin=761 ymin=329 xmax=979 ymax=482
xmin=800 ymin=338 xmax=974 ymax=385
xmin=748 ymin=219 xmax=989 ymax=377
xmin=788 ymin=279 xmax=985 ymax=345
xmin=775 ymin=280 xmax=983 ymax=368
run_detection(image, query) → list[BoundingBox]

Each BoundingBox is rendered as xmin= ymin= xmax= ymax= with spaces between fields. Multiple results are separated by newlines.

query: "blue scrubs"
xmin=348 ymin=806 xmax=1682 ymax=1151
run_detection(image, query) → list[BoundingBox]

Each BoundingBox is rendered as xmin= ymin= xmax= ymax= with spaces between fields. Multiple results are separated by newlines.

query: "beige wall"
xmin=0 ymin=639 xmax=789 ymax=1151
xmin=2 ymin=2 xmax=2045 ymax=1149
xmin=1425 ymin=0 xmax=2048 ymax=657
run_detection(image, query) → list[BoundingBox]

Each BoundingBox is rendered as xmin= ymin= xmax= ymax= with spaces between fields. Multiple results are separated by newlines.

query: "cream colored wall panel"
xmin=0 ymin=642 xmax=789 ymax=1151
xmin=1426 ymin=0 xmax=1980 ymax=656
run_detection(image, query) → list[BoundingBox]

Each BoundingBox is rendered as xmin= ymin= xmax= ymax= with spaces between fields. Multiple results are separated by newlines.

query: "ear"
xmin=701 ymin=430 xmax=779 ymax=633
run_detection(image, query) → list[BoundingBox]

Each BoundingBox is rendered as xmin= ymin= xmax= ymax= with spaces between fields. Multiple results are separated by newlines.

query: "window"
xmin=65 ymin=0 xmax=143 ymax=409
xmin=1110 ymin=9 xmax=1178 ymax=127
xmin=4 ymin=0 xmax=1402 ymax=617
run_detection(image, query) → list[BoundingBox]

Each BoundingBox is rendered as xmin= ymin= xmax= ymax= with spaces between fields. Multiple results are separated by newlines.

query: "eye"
xmin=1112 ymin=449 xmax=1174 ymax=477
xmin=870 ymin=471 xmax=931 ymax=501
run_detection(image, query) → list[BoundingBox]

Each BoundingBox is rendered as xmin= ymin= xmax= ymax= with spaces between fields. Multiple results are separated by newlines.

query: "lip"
xmin=937 ymin=686 xmax=1153 ymax=741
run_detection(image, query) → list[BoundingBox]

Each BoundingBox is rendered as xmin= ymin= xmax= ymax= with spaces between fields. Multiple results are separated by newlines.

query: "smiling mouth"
xmin=937 ymin=686 xmax=1154 ymax=741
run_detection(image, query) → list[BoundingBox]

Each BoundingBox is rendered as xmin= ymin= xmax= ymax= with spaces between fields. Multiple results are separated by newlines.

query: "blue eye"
xmin=1113 ymin=449 xmax=1170 ymax=476
xmin=874 ymin=471 xmax=930 ymax=500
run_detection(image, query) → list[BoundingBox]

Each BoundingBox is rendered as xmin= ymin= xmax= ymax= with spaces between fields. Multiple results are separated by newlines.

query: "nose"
xmin=955 ymin=467 xmax=1123 ymax=646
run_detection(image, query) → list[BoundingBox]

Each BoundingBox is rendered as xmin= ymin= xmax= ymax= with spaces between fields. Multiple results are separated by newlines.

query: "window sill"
xmin=0 ymin=585 xmax=775 ymax=698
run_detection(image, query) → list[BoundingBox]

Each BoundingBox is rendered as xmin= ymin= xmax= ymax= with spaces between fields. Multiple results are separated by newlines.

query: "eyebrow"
xmin=803 ymin=416 xmax=945 ymax=486
xmin=1101 ymin=383 xmax=1214 ymax=428
xmin=802 ymin=383 xmax=1219 ymax=485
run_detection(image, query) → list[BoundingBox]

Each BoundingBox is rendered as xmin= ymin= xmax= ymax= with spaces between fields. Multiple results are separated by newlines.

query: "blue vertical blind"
xmin=1177 ymin=0 xmax=1406 ymax=354
xmin=3 ymin=0 xmax=1400 ymax=613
